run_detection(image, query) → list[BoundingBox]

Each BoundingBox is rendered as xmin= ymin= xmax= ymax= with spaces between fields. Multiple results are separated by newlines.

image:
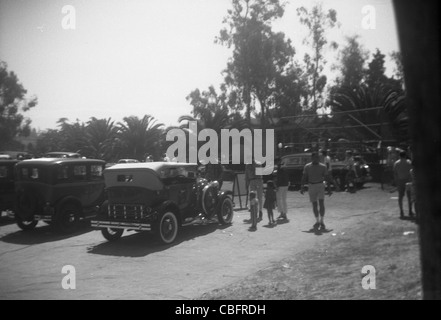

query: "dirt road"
xmin=0 ymin=183 xmax=412 ymax=300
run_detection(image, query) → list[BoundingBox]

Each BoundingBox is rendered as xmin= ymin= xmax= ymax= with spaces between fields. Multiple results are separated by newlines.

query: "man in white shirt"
xmin=301 ymin=152 xmax=332 ymax=231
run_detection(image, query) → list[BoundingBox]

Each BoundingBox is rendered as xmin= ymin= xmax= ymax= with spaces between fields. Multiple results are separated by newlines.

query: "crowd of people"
xmin=159 ymin=147 xmax=416 ymax=230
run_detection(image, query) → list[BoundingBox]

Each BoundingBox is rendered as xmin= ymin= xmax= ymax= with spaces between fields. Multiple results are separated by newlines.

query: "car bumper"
xmin=91 ymin=219 xmax=152 ymax=231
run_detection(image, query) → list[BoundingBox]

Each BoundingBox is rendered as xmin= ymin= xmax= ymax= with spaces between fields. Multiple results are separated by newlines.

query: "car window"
xmin=57 ymin=165 xmax=70 ymax=181
xmin=91 ymin=165 xmax=104 ymax=180
xmin=31 ymin=168 xmax=39 ymax=179
xmin=73 ymin=165 xmax=87 ymax=181
xmin=0 ymin=166 xmax=7 ymax=178
xmin=19 ymin=167 xmax=42 ymax=181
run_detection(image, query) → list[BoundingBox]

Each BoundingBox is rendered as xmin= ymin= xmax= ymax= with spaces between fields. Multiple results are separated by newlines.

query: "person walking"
xmin=393 ymin=150 xmax=413 ymax=218
xmin=275 ymin=158 xmax=289 ymax=220
xmin=320 ymin=149 xmax=340 ymax=192
xmin=300 ymin=152 xmax=332 ymax=231
xmin=246 ymin=160 xmax=264 ymax=221
xmin=264 ymin=180 xmax=277 ymax=225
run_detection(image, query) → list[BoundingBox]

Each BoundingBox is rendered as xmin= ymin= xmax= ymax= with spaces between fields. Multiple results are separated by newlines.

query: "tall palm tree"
xmin=117 ymin=115 xmax=164 ymax=161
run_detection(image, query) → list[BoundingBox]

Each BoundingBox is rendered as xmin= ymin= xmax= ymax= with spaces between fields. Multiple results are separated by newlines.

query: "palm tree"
xmin=117 ymin=115 xmax=164 ymax=161
xmin=329 ymin=84 xmax=400 ymax=142
xmin=82 ymin=117 xmax=119 ymax=161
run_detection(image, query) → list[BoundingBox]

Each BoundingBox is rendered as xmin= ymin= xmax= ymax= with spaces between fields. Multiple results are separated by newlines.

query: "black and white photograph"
xmin=0 ymin=0 xmax=439 ymax=304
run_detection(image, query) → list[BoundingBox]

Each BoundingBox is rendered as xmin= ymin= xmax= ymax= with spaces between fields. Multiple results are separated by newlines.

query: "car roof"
xmin=15 ymin=158 xmax=105 ymax=167
xmin=105 ymin=161 xmax=198 ymax=172
xmin=44 ymin=152 xmax=81 ymax=157
xmin=282 ymin=152 xmax=312 ymax=158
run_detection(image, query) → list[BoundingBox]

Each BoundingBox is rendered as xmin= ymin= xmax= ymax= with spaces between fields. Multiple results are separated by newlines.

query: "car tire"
xmin=157 ymin=211 xmax=178 ymax=245
xmin=217 ymin=196 xmax=233 ymax=225
xmin=202 ymin=184 xmax=217 ymax=218
xmin=16 ymin=216 xmax=38 ymax=231
xmin=54 ymin=203 xmax=80 ymax=234
xmin=101 ymin=228 xmax=124 ymax=241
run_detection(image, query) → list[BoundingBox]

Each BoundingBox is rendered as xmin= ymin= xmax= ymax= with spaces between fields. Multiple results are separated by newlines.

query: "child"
xmin=264 ymin=180 xmax=277 ymax=225
xmin=249 ymin=191 xmax=258 ymax=231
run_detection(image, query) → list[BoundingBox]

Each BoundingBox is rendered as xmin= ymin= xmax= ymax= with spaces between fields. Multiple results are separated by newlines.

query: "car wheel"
xmin=217 ymin=196 xmax=233 ymax=225
xmin=101 ymin=228 xmax=124 ymax=241
xmin=157 ymin=211 xmax=178 ymax=245
xmin=54 ymin=203 xmax=80 ymax=233
xmin=202 ymin=184 xmax=217 ymax=218
xmin=16 ymin=216 xmax=38 ymax=231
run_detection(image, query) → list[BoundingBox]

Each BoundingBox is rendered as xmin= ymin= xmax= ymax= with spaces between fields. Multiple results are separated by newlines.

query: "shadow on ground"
xmin=302 ymin=228 xmax=334 ymax=236
xmin=86 ymin=221 xmax=232 ymax=258
xmin=0 ymin=221 xmax=93 ymax=245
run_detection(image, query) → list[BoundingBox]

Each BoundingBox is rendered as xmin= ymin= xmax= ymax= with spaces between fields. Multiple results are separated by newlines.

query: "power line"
xmin=280 ymin=107 xmax=383 ymax=120
xmin=303 ymin=122 xmax=390 ymax=130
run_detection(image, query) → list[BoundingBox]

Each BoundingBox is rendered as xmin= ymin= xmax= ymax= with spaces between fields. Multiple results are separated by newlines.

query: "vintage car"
xmin=0 ymin=159 xmax=20 ymax=212
xmin=117 ymin=159 xmax=139 ymax=163
xmin=332 ymin=155 xmax=372 ymax=189
xmin=13 ymin=158 xmax=106 ymax=232
xmin=279 ymin=153 xmax=312 ymax=188
xmin=43 ymin=152 xmax=82 ymax=159
xmin=91 ymin=162 xmax=234 ymax=244
xmin=280 ymin=152 xmax=372 ymax=189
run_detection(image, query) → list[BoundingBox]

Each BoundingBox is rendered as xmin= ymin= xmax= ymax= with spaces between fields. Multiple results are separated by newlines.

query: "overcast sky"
xmin=0 ymin=0 xmax=400 ymax=132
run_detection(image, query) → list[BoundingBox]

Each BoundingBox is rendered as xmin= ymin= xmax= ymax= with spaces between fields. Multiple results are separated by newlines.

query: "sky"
xmin=0 ymin=0 xmax=401 ymax=132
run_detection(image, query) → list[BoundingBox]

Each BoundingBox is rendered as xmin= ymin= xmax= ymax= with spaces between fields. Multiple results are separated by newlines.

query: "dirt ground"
xmin=0 ymin=182 xmax=421 ymax=300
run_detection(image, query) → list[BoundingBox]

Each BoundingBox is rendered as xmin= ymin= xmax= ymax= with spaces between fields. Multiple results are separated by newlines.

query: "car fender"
xmin=152 ymin=200 xmax=180 ymax=224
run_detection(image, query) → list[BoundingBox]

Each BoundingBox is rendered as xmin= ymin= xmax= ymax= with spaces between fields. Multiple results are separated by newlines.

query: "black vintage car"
xmin=91 ymin=162 xmax=234 ymax=244
xmin=0 ymin=159 xmax=19 ymax=212
xmin=280 ymin=153 xmax=372 ymax=189
xmin=14 ymin=158 xmax=106 ymax=232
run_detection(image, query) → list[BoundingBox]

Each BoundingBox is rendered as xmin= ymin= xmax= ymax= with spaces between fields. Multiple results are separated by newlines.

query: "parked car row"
xmin=279 ymin=152 xmax=372 ymax=189
xmin=0 ymin=157 xmax=234 ymax=245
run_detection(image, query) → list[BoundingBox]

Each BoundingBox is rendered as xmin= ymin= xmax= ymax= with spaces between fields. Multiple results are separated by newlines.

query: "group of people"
xmin=245 ymin=158 xmax=290 ymax=231
xmin=247 ymin=151 xmax=334 ymax=232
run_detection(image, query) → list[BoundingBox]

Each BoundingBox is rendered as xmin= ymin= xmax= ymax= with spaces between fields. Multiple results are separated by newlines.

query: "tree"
xmin=329 ymin=84 xmax=399 ymax=142
xmin=365 ymin=48 xmax=402 ymax=92
xmin=297 ymin=3 xmax=339 ymax=112
xmin=0 ymin=61 xmax=37 ymax=149
xmin=390 ymin=50 xmax=405 ymax=89
xmin=117 ymin=115 xmax=164 ymax=161
xmin=82 ymin=117 xmax=119 ymax=161
xmin=336 ymin=35 xmax=369 ymax=89
xmin=216 ymin=0 xmax=294 ymax=128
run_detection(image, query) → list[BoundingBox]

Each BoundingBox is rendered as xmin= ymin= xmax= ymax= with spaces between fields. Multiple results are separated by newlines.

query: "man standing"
xmin=301 ymin=152 xmax=332 ymax=231
xmin=320 ymin=149 xmax=340 ymax=192
xmin=275 ymin=158 xmax=289 ymax=220
xmin=393 ymin=150 xmax=413 ymax=218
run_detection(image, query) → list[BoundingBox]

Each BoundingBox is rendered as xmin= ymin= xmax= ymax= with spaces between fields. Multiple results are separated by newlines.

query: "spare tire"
xmin=201 ymin=183 xmax=218 ymax=218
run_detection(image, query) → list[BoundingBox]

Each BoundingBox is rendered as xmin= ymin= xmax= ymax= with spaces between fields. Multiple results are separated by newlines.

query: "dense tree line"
xmin=1 ymin=0 xmax=408 ymax=161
